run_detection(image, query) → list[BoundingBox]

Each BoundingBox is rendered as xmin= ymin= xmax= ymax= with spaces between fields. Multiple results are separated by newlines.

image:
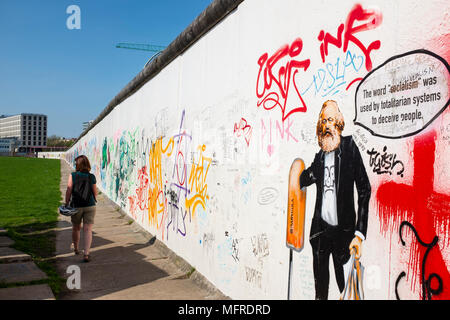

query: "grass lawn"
xmin=0 ymin=156 xmax=65 ymax=297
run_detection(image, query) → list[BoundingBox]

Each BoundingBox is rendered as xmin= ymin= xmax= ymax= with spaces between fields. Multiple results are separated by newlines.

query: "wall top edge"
xmin=73 ymin=0 xmax=244 ymax=146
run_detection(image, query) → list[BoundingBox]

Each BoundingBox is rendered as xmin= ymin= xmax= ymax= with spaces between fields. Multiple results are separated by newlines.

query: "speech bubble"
xmin=354 ymin=50 xmax=450 ymax=139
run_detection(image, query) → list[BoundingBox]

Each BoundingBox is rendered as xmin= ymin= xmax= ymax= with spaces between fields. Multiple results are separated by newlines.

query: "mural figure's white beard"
xmin=318 ymin=131 xmax=341 ymax=152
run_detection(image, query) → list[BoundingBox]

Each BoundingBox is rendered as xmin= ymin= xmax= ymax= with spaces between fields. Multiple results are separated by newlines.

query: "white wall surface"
xmin=38 ymin=151 xmax=64 ymax=159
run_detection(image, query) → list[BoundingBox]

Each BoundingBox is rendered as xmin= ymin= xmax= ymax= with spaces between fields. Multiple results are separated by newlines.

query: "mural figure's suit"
xmin=300 ymin=135 xmax=371 ymax=300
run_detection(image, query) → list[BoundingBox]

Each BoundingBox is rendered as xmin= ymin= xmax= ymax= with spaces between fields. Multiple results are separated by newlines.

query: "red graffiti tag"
xmin=234 ymin=118 xmax=253 ymax=146
xmin=376 ymin=129 xmax=450 ymax=300
xmin=318 ymin=3 xmax=382 ymax=71
xmin=136 ymin=166 xmax=149 ymax=211
xmin=256 ymin=38 xmax=310 ymax=122
xmin=128 ymin=196 xmax=137 ymax=219
xmin=346 ymin=77 xmax=364 ymax=91
xmin=127 ymin=165 xmax=149 ymax=221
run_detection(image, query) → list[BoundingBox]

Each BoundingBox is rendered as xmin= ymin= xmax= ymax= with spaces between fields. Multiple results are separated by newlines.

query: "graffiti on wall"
xmin=366 ymin=145 xmax=405 ymax=177
xmin=65 ymin=109 xmax=213 ymax=242
xmin=256 ymin=4 xmax=383 ymax=123
xmin=234 ymin=118 xmax=253 ymax=147
xmin=146 ymin=110 xmax=213 ymax=240
xmin=272 ymin=4 xmax=450 ymax=300
xmin=256 ymin=37 xmax=310 ymax=122
xmin=260 ymin=117 xmax=298 ymax=157
xmin=354 ymin=46 xmax=450 ymax=299
xmin=395 ymin=221 xmax=443 ymax=300
xmin=317 ymin=3 xmax=382 ymax=71
xmin=376 ymin=130 xmax=450 ymax=300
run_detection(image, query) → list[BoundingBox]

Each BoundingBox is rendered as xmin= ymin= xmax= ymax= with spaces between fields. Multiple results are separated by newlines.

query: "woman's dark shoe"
xmin=83 ymin=254 xmax=91 ymax=263
xmin=72 ymin=243 xmax=81 ymax=255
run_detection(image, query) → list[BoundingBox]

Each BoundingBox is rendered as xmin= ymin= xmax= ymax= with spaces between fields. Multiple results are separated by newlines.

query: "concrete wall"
xmin=65 ymin=0 xmax=450 ymax=300
xmin=38 ymin=152 xmax=65 ymax=159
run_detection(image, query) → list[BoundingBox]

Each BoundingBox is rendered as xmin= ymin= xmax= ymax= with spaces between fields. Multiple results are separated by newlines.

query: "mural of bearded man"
xmin=300 ymin=100 xmax=371 ymax=300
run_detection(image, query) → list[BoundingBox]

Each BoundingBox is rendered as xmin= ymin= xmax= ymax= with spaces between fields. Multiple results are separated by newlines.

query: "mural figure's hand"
xmin=349 ymin=235 xmax=362 ymax=259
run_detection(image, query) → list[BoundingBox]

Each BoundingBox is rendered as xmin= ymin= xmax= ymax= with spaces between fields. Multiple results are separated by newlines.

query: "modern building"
xmin=0 ymin=137 xmax=20 ymax=155
xmin=0 ymin=113 xmax=47 ymax=153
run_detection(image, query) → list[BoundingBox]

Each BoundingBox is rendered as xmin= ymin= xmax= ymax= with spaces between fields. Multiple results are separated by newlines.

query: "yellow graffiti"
xmin=185 ymin=144 xmax=211 ymax=217
xmin=148 ymin=137 xmax=174 ymax=228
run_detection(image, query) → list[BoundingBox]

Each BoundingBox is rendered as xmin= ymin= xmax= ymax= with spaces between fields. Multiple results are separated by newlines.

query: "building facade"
xmin=0 ymin=113 xmax=47 ymax=152
xmin=0 ymin=137 xmax=20 ymax=155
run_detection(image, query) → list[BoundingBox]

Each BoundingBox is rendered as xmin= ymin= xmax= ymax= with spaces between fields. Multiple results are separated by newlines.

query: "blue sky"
xmin=0 ymin=0 xmax=213 ymax=138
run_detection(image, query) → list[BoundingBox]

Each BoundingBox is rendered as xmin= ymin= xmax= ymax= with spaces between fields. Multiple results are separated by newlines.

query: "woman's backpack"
xmin=70 ymin=173 xmax=96 ymax=207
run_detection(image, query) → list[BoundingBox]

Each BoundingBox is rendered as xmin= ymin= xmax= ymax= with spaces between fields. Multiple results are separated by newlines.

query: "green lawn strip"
xmin=0 ymin=278 xmax=50 ymax=289
xmin=0 ymin=157 xmax=65 ymax=298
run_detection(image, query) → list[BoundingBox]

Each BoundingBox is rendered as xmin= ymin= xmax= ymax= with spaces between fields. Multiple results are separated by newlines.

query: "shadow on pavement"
xmin=56 ymin=227 xmax=170 ymax=300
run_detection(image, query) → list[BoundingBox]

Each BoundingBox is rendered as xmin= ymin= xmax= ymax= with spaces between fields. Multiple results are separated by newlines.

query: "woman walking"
xmin=65 ymin=155 xmax=97 ymax=262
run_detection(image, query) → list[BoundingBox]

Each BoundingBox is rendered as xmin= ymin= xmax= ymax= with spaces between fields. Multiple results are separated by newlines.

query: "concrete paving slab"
xmin=96 ymin=277 xmax=223 ymax=300
xmin=0 ymin=284 xmax=55 ymax=300
xmin=0 ymin=261 xmax=48 ymax=284
xmin=0 ymin=237 xmax=14 ymax=247
xmin=66 ymin=260 xmax=170 ymax=294
xmin=0 ymin=247 xmax=32 ymax=263
xmin=0 ymin=228 xmax=7 ymax=236
xmin=93 ymin=234 xmax=149 ymax=246
xmin=92 ymin=224 xmax=137 ymax=234
xmin=90 ymin=244 xmax=168 ymax=263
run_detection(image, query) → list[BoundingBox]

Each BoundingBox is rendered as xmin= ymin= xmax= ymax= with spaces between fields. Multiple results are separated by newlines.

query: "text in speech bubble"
xmin=354 ymin=50 xmax=450 ymax=139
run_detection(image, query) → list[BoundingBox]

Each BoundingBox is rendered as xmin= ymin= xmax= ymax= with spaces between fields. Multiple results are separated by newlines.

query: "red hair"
xmin=75 ymin=155 xmax=91 ymax=173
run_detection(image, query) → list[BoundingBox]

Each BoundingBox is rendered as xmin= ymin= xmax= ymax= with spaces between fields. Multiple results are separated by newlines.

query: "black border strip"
xmin=353 ymin=49 xmax=450 ymax=139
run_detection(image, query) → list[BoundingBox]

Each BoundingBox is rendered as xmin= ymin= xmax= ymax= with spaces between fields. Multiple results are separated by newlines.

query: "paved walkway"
xmin=56 ymin=159 xmax=226 ymax=300
xmin=0 ymin=228 xmax=55 ymax=300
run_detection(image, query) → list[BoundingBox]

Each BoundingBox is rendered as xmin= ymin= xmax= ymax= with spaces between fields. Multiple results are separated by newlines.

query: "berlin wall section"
xmin=65 ymin=0 xmax=450 ymax=300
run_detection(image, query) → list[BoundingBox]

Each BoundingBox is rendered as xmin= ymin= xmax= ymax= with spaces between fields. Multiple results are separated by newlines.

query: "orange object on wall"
xmin=286 ymin=158 xmax=307 ymax=251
